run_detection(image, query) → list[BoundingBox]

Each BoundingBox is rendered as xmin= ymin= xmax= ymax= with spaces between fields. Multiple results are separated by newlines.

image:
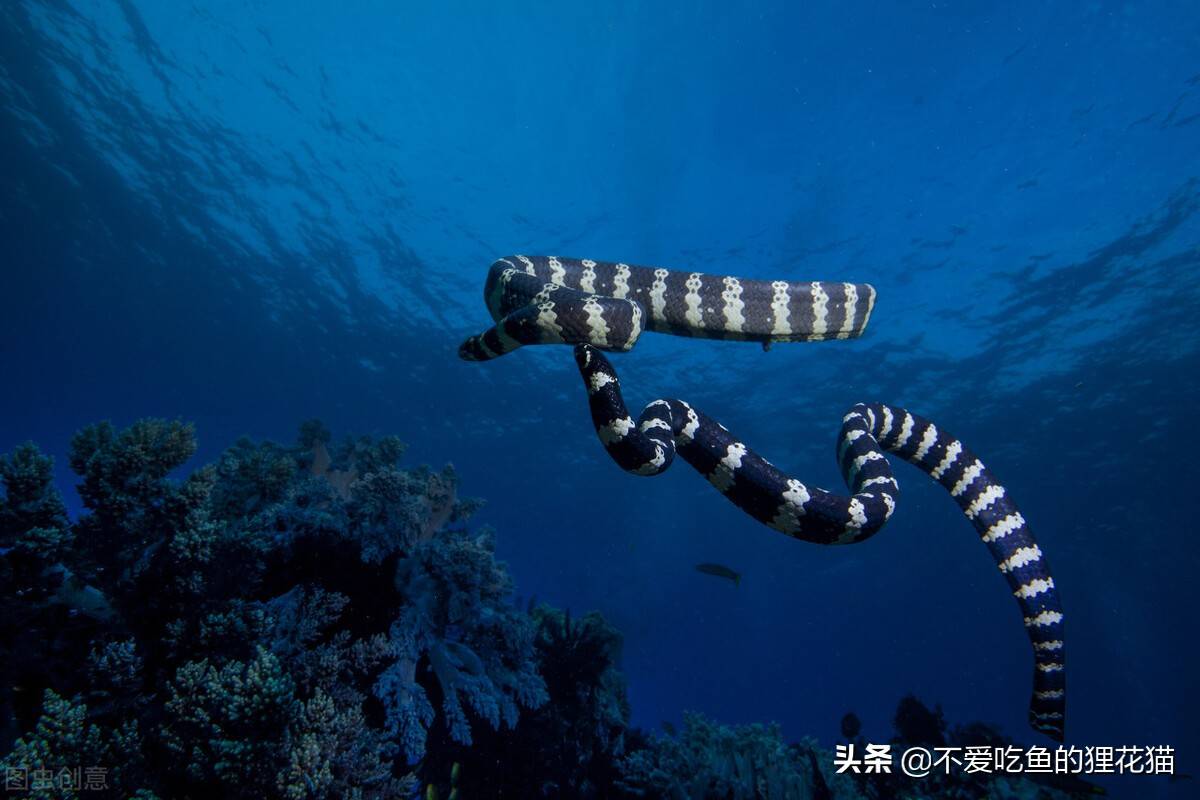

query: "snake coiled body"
xmin=461 ymin=255 xmax=1066 ymax=740
xmin=459 ymin=255 xmax=876 ymax=360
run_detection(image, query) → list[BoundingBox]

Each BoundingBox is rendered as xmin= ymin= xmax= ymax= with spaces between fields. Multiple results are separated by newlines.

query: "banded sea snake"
xmin=459 ymin=255 xmax=1066 ymax=740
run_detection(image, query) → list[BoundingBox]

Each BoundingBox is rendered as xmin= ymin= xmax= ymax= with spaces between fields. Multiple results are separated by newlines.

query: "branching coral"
xmin=529 ymin=604 xmax=629 ymax=758
xmin=0 ymin=690 xmax=144 ymax=800
xmin=380 ymin=525 xmax=547 ymax=761
xmin=0 ymin=443 xmax=71 ymax=553
xmin=276 ymin=687 xmax=415 ymax=800
xmin=0 ymin=444 xmax=74 ymax=609
xmin=617 ymin=712 xmax=843 ymax=800
xmin=349 ymin=464 xmax=461 ymax=562
xmin=617 ymin=701 xmax=1099 ymax=800
xmin=68 ymin=419 xmax=197 ymax=575
xmin=0 ymin=419 xmax=538 ymax=797
xmin=164 ymin=645 xmax=297 ymax=791
xmin=207 ymin=436 xmax=299 ymax=520
xmin=0 ymin=444 xmax=97 ymax=753
xmin=447 ymin=604 xmax=632 ymax=797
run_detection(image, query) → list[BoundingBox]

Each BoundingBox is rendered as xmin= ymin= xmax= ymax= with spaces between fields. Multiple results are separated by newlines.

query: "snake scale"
xmin=460 ymin=255 xmax=1066 ymax=741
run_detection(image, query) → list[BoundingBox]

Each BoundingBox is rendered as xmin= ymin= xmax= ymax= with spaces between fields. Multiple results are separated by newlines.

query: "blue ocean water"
xmin=2 ymin=1 xmax=1198 ymax=796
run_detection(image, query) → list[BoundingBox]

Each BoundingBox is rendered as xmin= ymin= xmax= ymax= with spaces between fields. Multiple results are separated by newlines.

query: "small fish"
xmin=695 ymin=563 xmax=741 ymax=586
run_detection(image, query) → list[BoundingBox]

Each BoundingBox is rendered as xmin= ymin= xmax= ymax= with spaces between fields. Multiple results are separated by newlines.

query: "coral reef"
xmin=616 ymin=699 xmax=1102 ymax=800
xmin=0 ymin=419 xmax=538 ymax=798
xmin=435 ymin=604 xmax=632 ymax=797
xmin=616 ymin=711 xmax=853 ymax=800
xmin=1 ymin=421 xmax=1103 ymax=799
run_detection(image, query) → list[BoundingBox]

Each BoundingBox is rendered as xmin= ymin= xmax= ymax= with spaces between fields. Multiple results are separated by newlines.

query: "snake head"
xmin=458 ymin=336 xmax=488 ymax=361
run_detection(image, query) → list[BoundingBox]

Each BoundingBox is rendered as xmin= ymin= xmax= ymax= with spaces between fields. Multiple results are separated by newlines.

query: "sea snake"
xmin=460 ymin=255 xmax=1066 ymax=740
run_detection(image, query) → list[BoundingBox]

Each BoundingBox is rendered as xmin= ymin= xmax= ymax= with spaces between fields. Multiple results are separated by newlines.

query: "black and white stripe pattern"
xmin=460 ymin=254 xmax=1065 ymax=741
xmin=573 ymin=343 xmax=1066 ymax=741
xmin=459 ymin=255 xmax=876 ymax=360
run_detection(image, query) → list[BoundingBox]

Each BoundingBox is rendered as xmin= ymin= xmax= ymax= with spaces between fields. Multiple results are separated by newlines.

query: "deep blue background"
xmin=3 ymin=2 xmax=1198 ymax=794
